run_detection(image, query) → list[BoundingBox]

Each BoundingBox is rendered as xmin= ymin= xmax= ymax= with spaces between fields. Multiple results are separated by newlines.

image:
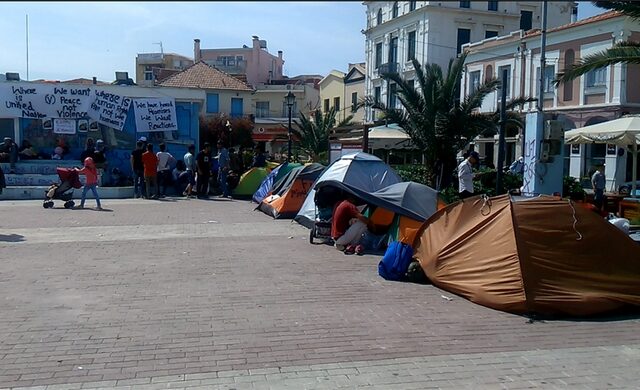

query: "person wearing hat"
xmin=457 ymin=151 xmax=479 ymax=199
xmin=591 ymin=163 xmax=606 ymax=212
xmin=0 ymin=137 xmax=18 ymax=172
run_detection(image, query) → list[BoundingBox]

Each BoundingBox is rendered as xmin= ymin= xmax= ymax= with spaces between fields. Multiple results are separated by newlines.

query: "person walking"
xmin=130 ymin=140 xmax=146 ymax=198
xmin=183 ymin=144 xmax=196 ymax=197
xmin=142 ymin=143 xmax=159 ymax=199
xmin=457 ymin=151 xmax=479 ymax=199
xmin=156 ymin=143 xmax=174 ymax=197
xmin=76 ymin=157 xmax=102 ymax=210
xmin=591 ymin=163 xmax=606 ymax=212
xmin=216 ymin=140 xmax=231 ymax=198
xmin=196 ymin=142 xmax=212 ymax=199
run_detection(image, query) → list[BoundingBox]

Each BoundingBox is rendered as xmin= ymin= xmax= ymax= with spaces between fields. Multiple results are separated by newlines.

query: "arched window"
xmin=485 ymin=65 xmax=494 ymax=82
xmin=409 ymin=1 xmax=417 ymax=11
xmin=563 ymin=49 xmax=575 ymax=101
xmin=392 ymin=2 xmax=399 ymax=18
xmin=377 ymin=8 xmax=383 ymax=25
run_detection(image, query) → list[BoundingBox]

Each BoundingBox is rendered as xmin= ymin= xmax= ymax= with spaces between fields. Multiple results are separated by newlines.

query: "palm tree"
xmin=289 ymin=107 xmax=353 ymax=163
xmin=555 ymin=1 xmax=640 ymax=84
xmin=377 ymin=52 xmax=527 ymax=189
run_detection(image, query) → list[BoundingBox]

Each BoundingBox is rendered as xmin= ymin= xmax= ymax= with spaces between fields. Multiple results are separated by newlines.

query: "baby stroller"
xmin=43 ymin=167 xmax=82 ymax=209
xmin=309 ymin=185 xmax=344 ymax=244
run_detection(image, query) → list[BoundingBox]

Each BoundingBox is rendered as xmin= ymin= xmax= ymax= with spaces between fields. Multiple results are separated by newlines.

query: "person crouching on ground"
xmin=331 ymin=196 xmax=368 ymax=255
xmin=75 ymin=157 xmax=102 ymax=210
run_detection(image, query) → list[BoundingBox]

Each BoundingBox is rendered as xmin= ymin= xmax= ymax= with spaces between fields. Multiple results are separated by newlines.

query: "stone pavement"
xmin=0 ymin=198 xmax=638 ymax=390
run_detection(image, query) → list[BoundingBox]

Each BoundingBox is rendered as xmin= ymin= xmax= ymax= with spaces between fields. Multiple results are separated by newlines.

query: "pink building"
xmin=194 ymin=36 xmax=284 ymax=88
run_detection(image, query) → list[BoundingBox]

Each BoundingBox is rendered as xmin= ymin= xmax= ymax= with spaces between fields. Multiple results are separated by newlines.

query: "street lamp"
xmin=285 ymin=91 xmax=296 ymax=162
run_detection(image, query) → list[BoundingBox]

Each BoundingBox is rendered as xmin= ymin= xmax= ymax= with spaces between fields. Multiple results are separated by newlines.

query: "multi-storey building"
xmin=461 ymin=10 xmax=640 ymax=190
xmin=135 ymin=53 xmax=194 ymax=86
xmin=194 ymin=35 xmax=285 ymax=88
xmin=319 ymin=63 xmax=366 ymax=124
xmin=363 ymin=1 xmax=577 ymax=122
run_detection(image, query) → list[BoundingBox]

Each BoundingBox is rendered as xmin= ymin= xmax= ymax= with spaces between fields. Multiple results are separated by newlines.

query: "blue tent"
xmin=252 ymin=162 xmax=300 ymax=203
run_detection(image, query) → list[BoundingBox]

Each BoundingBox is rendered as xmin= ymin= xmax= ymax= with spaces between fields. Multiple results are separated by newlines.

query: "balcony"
xmin=377 ymin=62 xmax=399 ymax=75
xmin=209 ymin=60 xmax=247 ymax=75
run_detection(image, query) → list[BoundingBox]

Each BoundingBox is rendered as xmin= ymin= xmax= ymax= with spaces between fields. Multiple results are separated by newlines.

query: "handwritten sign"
xmin=53 ymin=118 xmax=76 ymax=134
xmin=87 ymin=90 xmax=132 ymax=131
xmin=0 ymin=83 xmax=92 ymax=119
xmin=133 ymin=98 xmax=178 ymax=132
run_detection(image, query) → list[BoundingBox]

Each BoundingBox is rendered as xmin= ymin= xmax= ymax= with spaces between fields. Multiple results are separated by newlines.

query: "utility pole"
xmin=538 ymin=0 xmax=548 ymax=112
xmin=496 ymin=68 xmax=508 ymax=194
xmin=26 ymin=14 xmax=29 ymax=81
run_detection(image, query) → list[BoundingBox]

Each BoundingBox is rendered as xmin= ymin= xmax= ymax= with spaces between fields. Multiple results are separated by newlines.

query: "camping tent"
xmin=252 ymin=162 xmax=301 ymax=203
xmin=258 ymin=163 xmax=325 ymax=219
xmin=233 ymin=167 xmax=270 ymax=199
xmin=413 ymin=194 xmax=640 ymax=316
xmin=564 ymin=116 xmax=640 ymax=197
xmin=294 ymin=152 xmax=402 ymax=227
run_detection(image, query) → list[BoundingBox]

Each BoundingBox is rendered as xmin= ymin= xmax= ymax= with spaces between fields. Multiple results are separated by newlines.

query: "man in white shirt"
xmin=182 ymin=144 xmax=196 ymax=197
xmin=457 ymin=151 xmax=478 ymax=199
xmin=156 ymin=142 xmax=174 ymax=197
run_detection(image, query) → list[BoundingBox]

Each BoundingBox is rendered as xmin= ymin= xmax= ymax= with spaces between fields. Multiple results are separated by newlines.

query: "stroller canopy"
xmin=57 ymin=167 xmax=82 ymax=189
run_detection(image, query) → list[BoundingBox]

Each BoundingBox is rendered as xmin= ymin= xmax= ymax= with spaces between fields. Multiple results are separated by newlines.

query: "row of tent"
xmin=242 ymin=152 xmax=640 ymax=317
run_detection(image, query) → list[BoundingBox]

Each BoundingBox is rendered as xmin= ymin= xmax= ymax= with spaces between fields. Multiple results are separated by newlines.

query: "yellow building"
xmin=319 ymin=63 xmax=366 ymax=124
xmin=135 ymin=53 xmax=194 ymax=86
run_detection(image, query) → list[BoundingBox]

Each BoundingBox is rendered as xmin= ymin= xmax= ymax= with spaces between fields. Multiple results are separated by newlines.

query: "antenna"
xmin=153 ymin=41 xmax=164 ymax=55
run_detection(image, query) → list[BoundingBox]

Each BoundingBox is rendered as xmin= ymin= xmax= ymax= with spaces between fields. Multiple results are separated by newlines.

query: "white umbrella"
xmin=564 ymin=116 xmax=640 ymax=197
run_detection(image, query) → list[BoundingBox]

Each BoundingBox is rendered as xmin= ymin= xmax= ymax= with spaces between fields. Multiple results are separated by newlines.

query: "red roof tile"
xmin=524 ymin=10 xmax=622 ymax=38
xmin=158 ymin=61 xmax=253 ymax=91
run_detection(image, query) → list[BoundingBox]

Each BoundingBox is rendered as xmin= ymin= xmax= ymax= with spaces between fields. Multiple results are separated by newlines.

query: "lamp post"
xmin=285 ymin=91 xmax=296 ymax=162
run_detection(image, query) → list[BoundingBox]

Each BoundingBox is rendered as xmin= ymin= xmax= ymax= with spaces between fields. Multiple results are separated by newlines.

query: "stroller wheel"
xmin=64 ymin=201 xmax=75 ymax=209
xmin=309 ymin=228 xmax=317 ymax=245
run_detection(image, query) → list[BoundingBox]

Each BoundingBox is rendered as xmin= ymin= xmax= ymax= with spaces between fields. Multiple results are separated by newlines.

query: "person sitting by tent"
xmin=252 ymin=148 xmax=266 ymax=168
xmin=331 ymin=196 xmax=369 ymax=255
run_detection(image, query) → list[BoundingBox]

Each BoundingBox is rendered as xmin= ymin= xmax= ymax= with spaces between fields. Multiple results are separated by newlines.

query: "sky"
xmin=0 ymin=1 xmax=604 ymax=82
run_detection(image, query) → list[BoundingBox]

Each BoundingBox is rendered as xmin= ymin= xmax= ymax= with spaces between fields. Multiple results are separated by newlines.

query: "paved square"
xmin=0 ymin=198 xmax=639 ymax=389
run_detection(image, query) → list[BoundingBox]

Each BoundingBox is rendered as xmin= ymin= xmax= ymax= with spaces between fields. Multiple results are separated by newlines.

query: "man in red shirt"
xmin=331 ymin=196 xmax=369 ymax=254
xmin=142 ymin=143 xmax=159 ymax=199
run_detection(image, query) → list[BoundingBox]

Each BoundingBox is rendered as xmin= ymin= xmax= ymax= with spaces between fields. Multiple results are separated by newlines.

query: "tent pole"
xmin=633 ymin=143 xmax=638 ymax=198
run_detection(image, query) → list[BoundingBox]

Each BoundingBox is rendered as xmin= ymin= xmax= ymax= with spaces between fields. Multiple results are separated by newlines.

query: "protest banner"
xmin=133 ymin=98 xmax=178 ymax=132
xmin=87 ymin=89 xmax=132 ymax=131
xmin=53 ymin=118 xmax=76 ymax=134
xmin=0 ymin=83 xmax=92 ymax=119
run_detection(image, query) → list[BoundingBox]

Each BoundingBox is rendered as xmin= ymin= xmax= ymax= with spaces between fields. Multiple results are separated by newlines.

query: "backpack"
xmin=378 ymin=241 xmax=414 ymax=281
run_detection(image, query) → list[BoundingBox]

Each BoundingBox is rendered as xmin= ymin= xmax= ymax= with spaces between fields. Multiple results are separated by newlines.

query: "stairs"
xmin=1 ymin=161 xmax=133 ymax=200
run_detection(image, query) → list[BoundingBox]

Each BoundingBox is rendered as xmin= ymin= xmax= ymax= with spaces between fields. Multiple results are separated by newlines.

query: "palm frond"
xmin=555 ymin=41 xmax=640 ymax=84
xmin=593 ymin=1 xmax=640 ymax=20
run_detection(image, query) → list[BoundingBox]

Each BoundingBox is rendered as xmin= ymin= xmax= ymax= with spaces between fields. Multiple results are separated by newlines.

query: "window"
xmin=206 ymin=93 xmax=219 ymax=113
xmin=488 ymin=0 xmax=498 ymax=11
xmin=457 ymin=28 xmax=471 ymax=54
xmin=392 ymin=2 xmax=399 ymax=18
xmin=282 ymin=101 xmax=298 ymax=117
xmin=485 ymin=30 xmax=498 ymax=39
xmin=460 ymin=1 xmax=470 ymax=8
xmin=389 ymin=37 xmax=398 ymax=65
xmin=377 ymin=8 xmax=382 ymax=25
xmin=470 ymin=70 xmax=481 ymax=92
xmin=333 ymin=97 xmax=340 ymax=112
xmin=520 ymin=10 xmax=533 ymax=31
xmin=407 ymin=31 xmax=416 ymax=61
xmin=375 ymin=42 xmax=383 ymax=68
xmin=535 ymin=65 xmax=555 ymax=95
xmin=563 ymin=49 xmax=575 ymax=101
xmin=351 ymin=92 xmax=358 ymax=112
xmin=217 ymin=55 xmax=237 ymax=66
xmin=389 ymin=83 xmax=398 ymax=108
xmin=586 ymin=67 xmax=607 ymax=88
xmin=323 ymin=98 xmax=330 ymax=113
xmin=255 ymin=101 xmax=270 ymax=118
xmin=374 ymin=86 xmax=381 ymax=104
xmin=230 ymin=98 xmax=243 ymax=118
xmin=497 ymin=65 xmax=511 ymax=99
xmin=485 ymin=65 xmax=493 ymax=82
xmin=409 ymin=0 xmax=416 ymax=11
xmin=144 ymin=65 xmax=153 ymax=81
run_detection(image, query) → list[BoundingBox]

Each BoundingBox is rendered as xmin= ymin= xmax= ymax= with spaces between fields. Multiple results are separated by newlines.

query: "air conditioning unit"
xmin=5 ymin=72 xmax=20 ymax=81
xmin=115 ymin=71 xmax=129 ymax=81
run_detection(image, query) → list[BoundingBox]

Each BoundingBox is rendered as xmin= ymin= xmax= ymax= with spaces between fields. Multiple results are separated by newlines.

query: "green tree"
xmin=290 ymin=107 xmax=353 ymax=163
xmin=555 ymin=1 xmax=640 ymax=84
xmin=199 ymin=114 xmax=254 ymax=148
xmin=376 ymin=53 xmax=527 ymax=189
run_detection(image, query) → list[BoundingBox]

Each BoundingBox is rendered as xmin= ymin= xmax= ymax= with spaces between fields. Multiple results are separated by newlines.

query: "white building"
xmin=363 ymin=1 xmax=577 ymax=122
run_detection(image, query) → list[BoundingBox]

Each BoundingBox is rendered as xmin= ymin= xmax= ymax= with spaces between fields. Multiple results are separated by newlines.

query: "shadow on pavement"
xmin=0 ymin=234 xmax=25 ymax=242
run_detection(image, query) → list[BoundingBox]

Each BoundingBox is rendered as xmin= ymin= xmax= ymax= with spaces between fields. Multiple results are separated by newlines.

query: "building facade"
xmin=363 ymin=1 xmax=577 ymax=122
xmin=135 ymin=53 xmax=194 ymax=86
xmin=461 ymin=11 xmax=640 ymax=191
xmin=319 ymin=63 xmax=366 ymax=124
xmin=194 ymin=36 xmax=284 ymax=88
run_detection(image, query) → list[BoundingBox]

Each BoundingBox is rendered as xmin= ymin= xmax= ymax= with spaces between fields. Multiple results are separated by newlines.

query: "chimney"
xmin=571 ymin=6 xmax=578 ymax=23
xmin=252 ymin=35 xmax=260 ymax=50
xmin=194 ymin=39 xmax=201 ymax=62
xmin=92 ymin=77 xmax=97 ymax=85
xmin=278 ymin=50 xmax=283 ymax=60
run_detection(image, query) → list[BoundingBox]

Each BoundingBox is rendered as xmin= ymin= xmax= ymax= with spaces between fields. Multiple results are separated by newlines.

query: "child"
xmin=76 ymin=157 xmax=102 ymax=210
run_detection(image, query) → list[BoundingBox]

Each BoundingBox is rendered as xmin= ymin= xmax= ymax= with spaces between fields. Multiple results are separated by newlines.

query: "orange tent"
xmin=413 ymin=194 xmax=640 ymax=316
xmin=258 ymin=163 xmax=324 ymax=219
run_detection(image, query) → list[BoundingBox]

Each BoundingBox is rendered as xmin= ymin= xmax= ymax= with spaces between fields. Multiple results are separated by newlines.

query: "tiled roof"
xmin=524 ymin=10 xmax=622 ymax=38
xmin=158 ymin=61 xmax=253 ymax=91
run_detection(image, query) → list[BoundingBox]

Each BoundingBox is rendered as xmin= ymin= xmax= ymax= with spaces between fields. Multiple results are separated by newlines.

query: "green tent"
xmin=233 ymin=167 xmax=270 ymax=198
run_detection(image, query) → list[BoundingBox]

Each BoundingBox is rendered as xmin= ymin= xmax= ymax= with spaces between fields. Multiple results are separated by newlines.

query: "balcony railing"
xmin=378 ymin=62 xmax=399 ymax=75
